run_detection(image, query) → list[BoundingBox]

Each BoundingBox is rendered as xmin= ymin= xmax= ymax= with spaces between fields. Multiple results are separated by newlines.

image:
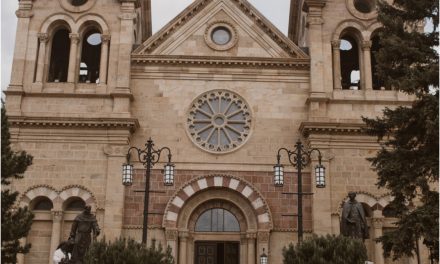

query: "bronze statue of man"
xmin=69 ymin=205 xmax=100 ymax=264
xmin=341 ymin=192 xmax=369 ymax=240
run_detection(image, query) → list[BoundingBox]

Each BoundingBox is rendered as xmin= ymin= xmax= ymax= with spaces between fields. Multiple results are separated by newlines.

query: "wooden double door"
xmin=195 ymin=241 xmax=240 ymax=264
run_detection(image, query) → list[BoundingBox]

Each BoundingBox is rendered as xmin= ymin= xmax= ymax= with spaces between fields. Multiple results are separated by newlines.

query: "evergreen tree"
xmin=363 ymin=0 xmax=438 ymax=262
xmin=282 ymin=235 xmax=368 ymax=264
xmin=1 ymin=103 xmax=34 ymax=263
xmin=84 ymin=237 xmax=174 ymax=264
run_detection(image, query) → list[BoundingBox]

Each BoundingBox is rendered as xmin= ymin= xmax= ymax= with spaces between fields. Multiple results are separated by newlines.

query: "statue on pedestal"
xmin=341 ymin=192 xmax=369 ymax=240
xmin=69 ymin=205 xmax=100 ymax=264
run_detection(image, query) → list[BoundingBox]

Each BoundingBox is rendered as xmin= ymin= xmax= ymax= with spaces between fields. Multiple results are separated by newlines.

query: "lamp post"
xmin=273 ymin=139 xmax=325 ymax=243
xmin=122 ymin=138 xmax=174 ymax=244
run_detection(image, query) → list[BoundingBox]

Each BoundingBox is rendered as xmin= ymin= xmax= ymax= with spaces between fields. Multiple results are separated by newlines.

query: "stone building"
xmin=4 ymin=0 xmax=428 ymax=263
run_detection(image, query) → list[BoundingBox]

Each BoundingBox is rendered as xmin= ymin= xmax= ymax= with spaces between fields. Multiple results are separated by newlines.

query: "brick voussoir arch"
xmin=20 ymin=184 xmax=100 ymax=211
xmin=162 ymin=174 xmax=273 ymax=230
xmin=59 ymin=185 xmax=99 ymax=210
xmin=334 ymin=191 xmax=387 ymax=216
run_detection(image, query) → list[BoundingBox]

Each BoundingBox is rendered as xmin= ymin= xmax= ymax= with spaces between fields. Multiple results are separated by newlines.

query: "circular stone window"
xmin=205 ymin=22 xmax=238 ymax=51
xmin=186 ymin=90 xmax=252 ymax=154
xmin=354 ymin=0 xmax=376 ymax=13
xmin=212 ymin=27 xmax=232 ymax=45
xmin=346 ymin=0 xmax=377 ymax=20
xmin=70 ymin=0 xmax=88 ymax=6
xmin=59 ymin=0 xmax=95 ymax=12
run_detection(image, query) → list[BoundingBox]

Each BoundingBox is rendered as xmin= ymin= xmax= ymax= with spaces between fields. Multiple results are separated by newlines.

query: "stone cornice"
xmin=133 ymin=0 xmax=308 ymax=59
xmin=300 ymin=121 xmax=366 ymax=136
xmin=8 ymin=116 xmax=140 ymax=133
xmin=132 ymin=55 xmax=310 ymax=70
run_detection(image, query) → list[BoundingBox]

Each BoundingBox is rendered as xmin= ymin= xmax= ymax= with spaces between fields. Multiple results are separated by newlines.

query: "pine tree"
xmin=282 ymin=235 xmax=368 ymax=264
xmin=363 ymin=0 xmax=438 ymax=262
xmin=1 ymin=103 xmax=34 ymax=263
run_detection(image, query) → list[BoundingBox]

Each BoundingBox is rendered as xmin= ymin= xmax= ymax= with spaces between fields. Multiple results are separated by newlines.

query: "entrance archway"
xmin=163 ymin=175 xmax=273 ymax=264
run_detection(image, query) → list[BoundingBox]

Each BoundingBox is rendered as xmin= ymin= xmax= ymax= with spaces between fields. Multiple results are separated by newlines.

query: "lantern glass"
xmin=274 ymin=164 xmax=284 ymax=187
xmin=122 ymin=163 xmax=133 ymax=186
xmin=315 ymin=164 xmax=325 ymax=188
xmin=260 ymin=251 xmax=268 ymax=264
xmin=164 ymin=163 xmax=174 ymax=186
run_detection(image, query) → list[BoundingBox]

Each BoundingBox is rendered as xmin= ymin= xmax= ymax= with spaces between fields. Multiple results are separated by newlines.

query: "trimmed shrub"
xmin=283 ymin=234 xmax=368 ymax=264
xmin=84 ymin=237 xmax=173 ymax=264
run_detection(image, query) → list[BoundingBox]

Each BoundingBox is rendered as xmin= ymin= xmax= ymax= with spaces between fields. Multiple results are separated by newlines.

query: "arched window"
xmin=371 ymin=33 xmax=388 ymax=90
xmin=79 ymin=29 xmax=102 ymax=83
xmin=340 ymin=34 xmax=361 ymax=90
xmin=382 ymin=204 xmax=398 ymax=218
xmin=31 ymin=197 xmax=53 ymax=211
xmin=65 ymin=197 xmax=86 ymax=211
xmin=195 ymin=208 xmax=240 ymax=232
xmin=48 ymin=28 xmax=70 ymax=82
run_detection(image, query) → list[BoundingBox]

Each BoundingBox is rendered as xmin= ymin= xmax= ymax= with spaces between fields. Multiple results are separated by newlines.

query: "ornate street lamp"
xmin=260 ymin=248 xmax=268 ymax=264
xmin=274 ymin=139 xmax=325 ymax=243
xmin=122 ymin=138 xmax=174 ymax=244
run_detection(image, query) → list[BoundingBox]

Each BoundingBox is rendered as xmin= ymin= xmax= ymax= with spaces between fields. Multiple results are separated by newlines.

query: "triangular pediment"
xmin=133 ymin=0 xmax=308 ymax=60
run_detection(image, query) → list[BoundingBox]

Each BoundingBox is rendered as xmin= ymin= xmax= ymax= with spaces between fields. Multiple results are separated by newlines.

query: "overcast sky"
xmin=0 ymin=0 xmax=291 ymax=94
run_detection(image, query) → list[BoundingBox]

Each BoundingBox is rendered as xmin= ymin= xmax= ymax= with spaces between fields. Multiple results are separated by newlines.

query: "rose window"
xmin=187 ymin=90 xmax=252 ymax=153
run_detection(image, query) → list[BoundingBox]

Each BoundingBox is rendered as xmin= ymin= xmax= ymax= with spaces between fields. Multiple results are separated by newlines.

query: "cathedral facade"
xmin=4 ymin=0 xmax=426 ymax=263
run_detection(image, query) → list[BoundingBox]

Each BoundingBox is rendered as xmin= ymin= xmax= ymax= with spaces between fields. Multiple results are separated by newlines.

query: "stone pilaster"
xmin=35 ymin=33 xmax=48 ymax=85
xmin=178 ymin=231 xmax=189 ymax=264
xmin=165 ymin=229 xmax=178 ymax=262
xmin=99 ymin=34 xmax=111 ymax=85
xmin=247 ymin=232 xmax=257 ymax=264
xmin=67 ymin=33 xmax=80 ymax=83
xmin=362 ymin=41 xmax=373 ymax=91
xmin=102 ymin=144 xmax=128 ymax=240
xmin=49 ymin=210 xmax=64 ymax=264
xmin=331 ymin=40 xmax=342 ymax=90
xmin=372 ymin=214 xmax=384 ymax=264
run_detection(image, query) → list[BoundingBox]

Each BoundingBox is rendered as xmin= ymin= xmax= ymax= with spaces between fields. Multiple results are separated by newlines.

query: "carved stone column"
xmin=35 ymin=33 xmax=48 ymax=84
xmin=372 ymin=216 xmax=385 ymax=264
xmin=99 ymin=34 xmax=111 ymax=85
xmin=67 ymin=33 xmax=80 ymax=83
xmin=165 ymin=229 xmax=178 ymax=262
xmin=331 ymin=40 xmax=342 ymax=90
xmin=178 ymin=231 xmax=189 ymax=264
xmin=240 ymin=233 xmax=248 ymax=264
xmin=247 ymin=232 xmax=257 ymax=264
xmin=49 ymin=210 xmax=63 ymax=264
xmin=362 ymin=41 xmax=373 ymax=90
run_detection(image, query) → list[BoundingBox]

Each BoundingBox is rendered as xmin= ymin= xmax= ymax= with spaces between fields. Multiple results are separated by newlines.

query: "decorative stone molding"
xmin=15 ymin=10 xmax=33 ymax=18
xmin=246 ymin=232 xmax=257 ymax=240
xmin=51 ymin=210 xmax=64 ymax=222
xmin=257 ymin=231 xmax=270 ymax=243
xmin=69 ymin=33 xmax=80 ymax=44
xmin=361 ymin=40 xmax=372 ymax=50
xmin=372 ymin=218 xmax=384 ymax=229
xmin=100 ymin=34 xmax=111 ymax=43
xmin=165 ymin=229 xmax=178 ymax=240
xmin=8 ymin=116 xmax=139 ymax=133
xmin=300 ymin=121 xmax=366 ymax=137
xmin=204 ymin=21 xmax=238 ymax=51
xmin=132 ymin=55 xmax=310 ymax=70
xmin=103 ymin=144 xmax=128 ymax=157
xmin=133 ymin=0 xmax=308 ymax=59
xmin=331 ymin=40 xmax=341 ymax=49
xmin=37 ymin=33 xmax=49 ymax=43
